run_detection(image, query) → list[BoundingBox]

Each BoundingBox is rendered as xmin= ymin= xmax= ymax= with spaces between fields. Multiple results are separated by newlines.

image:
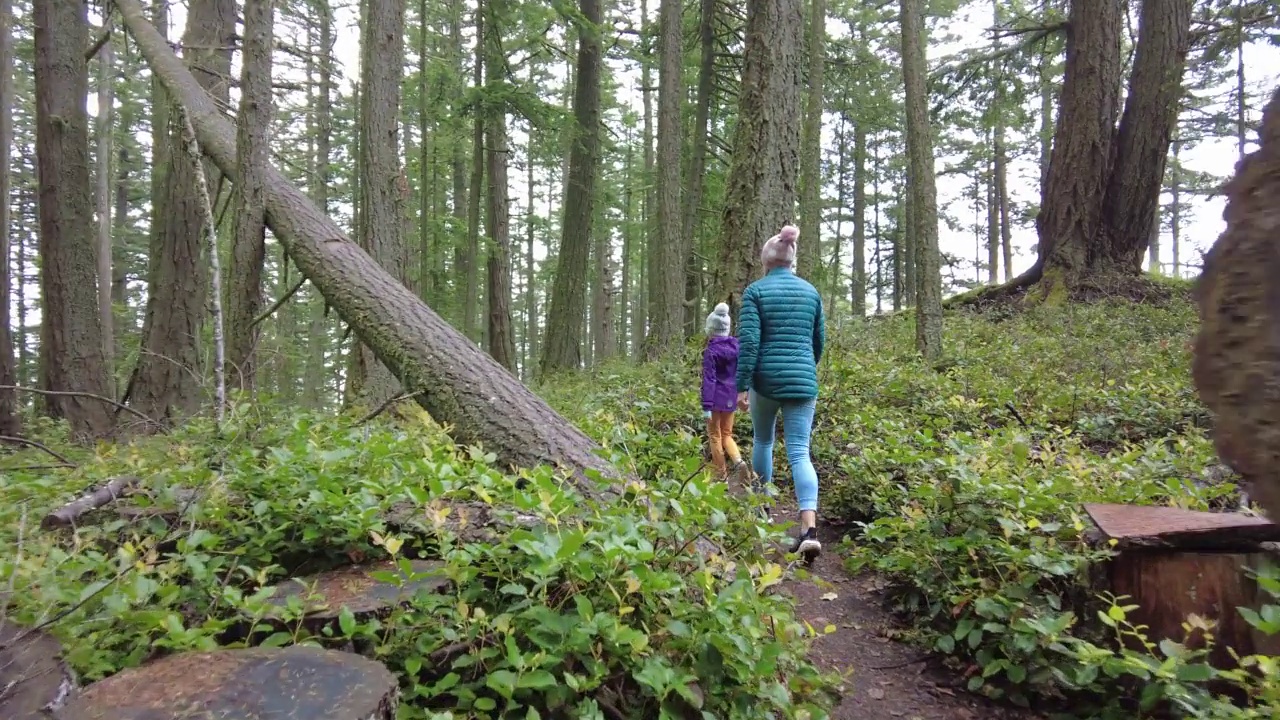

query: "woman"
xmin=735 ymin=224 xmax=826 ymax=561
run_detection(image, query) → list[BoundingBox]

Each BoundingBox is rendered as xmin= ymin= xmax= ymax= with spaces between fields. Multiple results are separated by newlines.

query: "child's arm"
xmin=736 ymin=287 xmax=761 ymax=394
xmin=701 ymin=346 xmax=716 ymax=411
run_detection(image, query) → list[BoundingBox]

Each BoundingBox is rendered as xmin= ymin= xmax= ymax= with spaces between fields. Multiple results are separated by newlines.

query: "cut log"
xmin=1085 ymin=502 xmax=1280 ymax=669
xmin=40 ymin=476 xmax=141 ymax=529
xmin=261 ymin=559 xmax=449 ymax=623
xmin=1083 ymin=502 xmax=1280 ymax=551
xmin=60 ymin=646 xmax=398 ymax=720
xmin=112 ymin=0 xmax=622 ymax=494
xmin=0 ymin=623 xmax=77 ymax=719
xmin=1192 ymin=86 xmax=1280 ymax=522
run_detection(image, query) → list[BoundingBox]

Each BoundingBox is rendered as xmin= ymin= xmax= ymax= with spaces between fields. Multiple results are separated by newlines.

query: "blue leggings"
xmin=749 ymin=391 xmax=818 ymax=512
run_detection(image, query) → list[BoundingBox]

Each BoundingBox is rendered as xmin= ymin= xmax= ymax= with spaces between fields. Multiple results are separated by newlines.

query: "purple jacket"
xmin=701 ymin=336 xmax=740 ymax=412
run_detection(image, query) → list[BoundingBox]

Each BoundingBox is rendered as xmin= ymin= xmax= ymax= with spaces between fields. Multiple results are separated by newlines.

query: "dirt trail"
xmin=763 ymin=512 xmax=1042 ymax=720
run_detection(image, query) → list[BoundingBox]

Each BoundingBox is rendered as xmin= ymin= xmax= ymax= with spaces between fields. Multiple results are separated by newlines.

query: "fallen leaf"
xmin=868 ymin=688 xmax=885 ymax=700
xmin=820 ymin=592 xmax=838 ymax=601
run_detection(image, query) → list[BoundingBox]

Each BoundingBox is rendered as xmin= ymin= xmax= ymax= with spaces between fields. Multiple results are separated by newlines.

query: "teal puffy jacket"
xmin=735 ymin=267 xmax=826 ymax=400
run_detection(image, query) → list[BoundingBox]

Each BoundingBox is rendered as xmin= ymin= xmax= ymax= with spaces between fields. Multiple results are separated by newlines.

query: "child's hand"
xmin=703 ymin=410 xmax=712 ymax=420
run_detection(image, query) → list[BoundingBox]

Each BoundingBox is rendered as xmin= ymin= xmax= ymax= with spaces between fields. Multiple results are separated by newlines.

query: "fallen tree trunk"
xmin=113 ymin=0 xmax=620 ymax=492
xmin=40 ymin=476 xmax=141 ymax=529
xmin=1192 ymin=86 xmax=1280 ymax=521
xmin=60 ymin=646 xmax=398 ymax=720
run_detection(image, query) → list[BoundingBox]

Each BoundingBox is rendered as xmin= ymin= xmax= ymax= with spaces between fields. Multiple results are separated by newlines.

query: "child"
xmin=702 ymin=303 xmax=749 ymax=481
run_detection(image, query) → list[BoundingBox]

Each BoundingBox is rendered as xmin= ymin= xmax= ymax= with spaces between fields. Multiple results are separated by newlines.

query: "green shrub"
xmin=1 ymin=407 xmax=837 ymax=719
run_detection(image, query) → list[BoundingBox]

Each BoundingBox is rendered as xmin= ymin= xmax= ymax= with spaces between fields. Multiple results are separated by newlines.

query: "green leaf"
xmin=260 ymin=631 xmax=293 ymax=648
xmin=473 ymin=697 xmax=497 ymax=711
xmin=338 ymin=606 xmax=356 ymax=636
xmin=486 ymin=669 xmax=519 ymax=698
xmin=517 ymin=670 xmax=557 ymax=690
xmin=1174 ymin=663 xmax=1215 ymax=683
xmin=935 ymin=634 xmax=956 ymax=653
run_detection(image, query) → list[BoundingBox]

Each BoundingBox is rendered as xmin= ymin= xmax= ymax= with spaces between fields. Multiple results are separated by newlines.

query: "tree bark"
xmin=95 ymin=37 xmax=114 ymax=383
xmin=34 ymin=0 xmax=115 ymax=437
xmin=127 ymin=0 xmax=233 ymax=423
xmin=636 ymin=0 xmax=653 ymax=357
xmin=226 ymin=0 xmax=274 ymax=391
xmin=303 ymin=3 xmax=334 ymax=409
xmin=115 ymin=0 xmax=622 ymax=486
xmin=797 ymin=0 xmax=825 ymax=284
xmin=347 ymin=0 xmax=409 ymax=409
xmin=714 ymin=0 xmax=804 ymax=318
xmin=646 ymin=0 xmax=683 ymax=357
xmin=541 ymin=0 xmax=603 ymax=375
xmin=851 ymin=121 xmax=866 ymax=318
xmin=0 ymin=0 xmax=15 ymax=435
xmin=0 ymin=0 xmax=17 ymax=436
xmin=462 ymin=3 xmax=483 ymax=343
xmin=680 ymin=0 xmax=717 ymax=337
xmin=1192 ymin=86 xmax=1280 ymax=525
xmin=1097 ymin=0 xmax=1193 ymax=267
xmin=484 ymin=0 xmax=517 ymax=372
xmin=901 ymin=0 xmax=941 ymax=359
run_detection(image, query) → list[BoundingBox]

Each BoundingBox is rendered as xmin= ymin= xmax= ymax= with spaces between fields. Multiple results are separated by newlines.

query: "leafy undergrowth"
xmin=545 ymin=286 xmax=1280 ymax=719
xmin=0 ymin=406 xmax=837 ymax=719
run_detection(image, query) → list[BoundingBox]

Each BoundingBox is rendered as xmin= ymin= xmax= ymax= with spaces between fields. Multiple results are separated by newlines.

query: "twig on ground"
xmin=869 ymin=655 xmax=930 ymax=670
xmin=1004 ymin=402 xmax=1029 ymax=428
xmin=0 ymin=436 xmax=77 ymax=467
xmin=0 ymin=385 xmax=158 ymax=429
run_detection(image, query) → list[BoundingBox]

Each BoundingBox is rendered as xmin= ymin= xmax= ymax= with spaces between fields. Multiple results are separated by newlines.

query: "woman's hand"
xmin=737 ymin=392 xmax=749 ymax=411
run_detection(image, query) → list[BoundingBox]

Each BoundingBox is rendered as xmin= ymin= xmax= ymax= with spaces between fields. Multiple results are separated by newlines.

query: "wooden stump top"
xmin=264 ymin=559 xmax=449 ymax=620
xmin=0 ymin=623 xmax=76 ymax=719
xmin=1084 ymin=502 xmax=1280 ymax=550
xmin=61 ymin=646 xmax=398 ymax=720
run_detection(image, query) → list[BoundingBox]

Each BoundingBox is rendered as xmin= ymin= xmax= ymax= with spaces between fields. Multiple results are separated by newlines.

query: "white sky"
xmin=72 ymin=0 xmax=1280 ymax=315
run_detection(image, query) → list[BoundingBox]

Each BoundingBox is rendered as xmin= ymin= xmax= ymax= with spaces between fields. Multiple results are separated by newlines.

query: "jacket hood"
xmin=707 ymin=335 xmax=739 ymax=352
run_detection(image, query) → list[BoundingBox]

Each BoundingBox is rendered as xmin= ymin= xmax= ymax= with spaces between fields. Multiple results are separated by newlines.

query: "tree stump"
xmin=262 ymin=559 xmax=450 ymax=625
xmin=1084 ymin=503 xmax=1280 ymax=669
xmin=60 ymin=646 xmax=398 ymax=719
xmin=0 ymin=624 xmax=77 ymax=719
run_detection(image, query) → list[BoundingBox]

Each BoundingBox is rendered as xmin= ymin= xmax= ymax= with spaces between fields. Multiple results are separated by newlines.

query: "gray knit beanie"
xmin=705 ymin=303 xmax=731 ymax=337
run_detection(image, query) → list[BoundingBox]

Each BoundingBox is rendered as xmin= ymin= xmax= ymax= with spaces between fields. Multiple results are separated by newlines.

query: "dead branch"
xmin=0 ymin=385 xmax=159 ymax=430
xmin=0 ymin=435 xmax=77 ymax=467
xmin=356 ymin=391 xmax=425 ymax=426
xmin=40 ymin=475 xmax=142 ymax=530
xmin=250 ymin=277 xmax=307 ymax=329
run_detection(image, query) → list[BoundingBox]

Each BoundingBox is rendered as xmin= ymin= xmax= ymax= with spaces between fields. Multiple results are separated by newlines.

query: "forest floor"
xmin=762 ymin=497 xmax=1043 ymax=720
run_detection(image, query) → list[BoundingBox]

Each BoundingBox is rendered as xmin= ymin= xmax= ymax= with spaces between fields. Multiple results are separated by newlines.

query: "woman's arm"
xmin=736 ymin=288 xmax=761 ymax=393
xmin=813 ymin=295 xmax=826 ymax=365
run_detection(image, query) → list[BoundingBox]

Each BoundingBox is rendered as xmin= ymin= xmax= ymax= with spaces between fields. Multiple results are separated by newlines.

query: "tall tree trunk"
xmin=303 ymin=2 xmax=334 ymax=408
xmin=1032 ymin=0 xmax=1122 ymax=291
xmin=1097 ymin=0 xmax=1193 ymax=265
xmin=449 ymin=0 xmax=468 ymax=326
xmin=119 ymin=0 xmax=627 ymax=486
xmin=95 ymin=37 xmax=114 ymax=385
xmin=986 ymin=149 xmax=999 ymax=283
xmin=714 ymin=0 xmax=804 ymax=318
xmin=524 ymin=142 xmax=538 ymax=379
xmin=463 ymin=4 xmax=483 ymax=344
xmin=901 ymin=0 xmax=941 ymax=359
xmin=996 ymin=127 xmax=1013 ymax=281
xmin=541 ymin=0 xmax=603 ymax=374
xmin=226 ymin=0 xmax=274 ymax=391
xmin=680 ymin=0 xmax=716 ymax=336
xmin=348 ymin=0 xmax=409 ymax=408
xmin=1171 ymin=137 xmax=1181 ymax=276
xmin=851 ymin=121 xmax=866 ymax=318
xmin=797 ymin=0 xmax=825 ymax=283
xmin=0 ymin=0 xmax=17 ymax=435
xmin=127 ymin=0 xmax=232 ymax=423
xmin=646 ymin=0 xmax=683 ymax=357
xmin=417 ymin=0 xmax=432 ymax=303
xmin=619 ymin=129 xmax=633 ymax=357
xmin=1031 ymin=0 xmax=1192 ymax=296
xmin=592 ymin=227 xmax=615 ymax=362
xmin=34 ymin=0 xmax=115 ymax=436
xmin=636 ymin=0 xmax=653 ymax=357
xmin=484 ymin=0 xmax=517 ymax=372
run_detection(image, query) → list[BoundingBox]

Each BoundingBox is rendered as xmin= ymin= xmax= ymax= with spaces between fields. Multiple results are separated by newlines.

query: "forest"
xmin=2 ymin=0 xmax=1280 ymax=716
